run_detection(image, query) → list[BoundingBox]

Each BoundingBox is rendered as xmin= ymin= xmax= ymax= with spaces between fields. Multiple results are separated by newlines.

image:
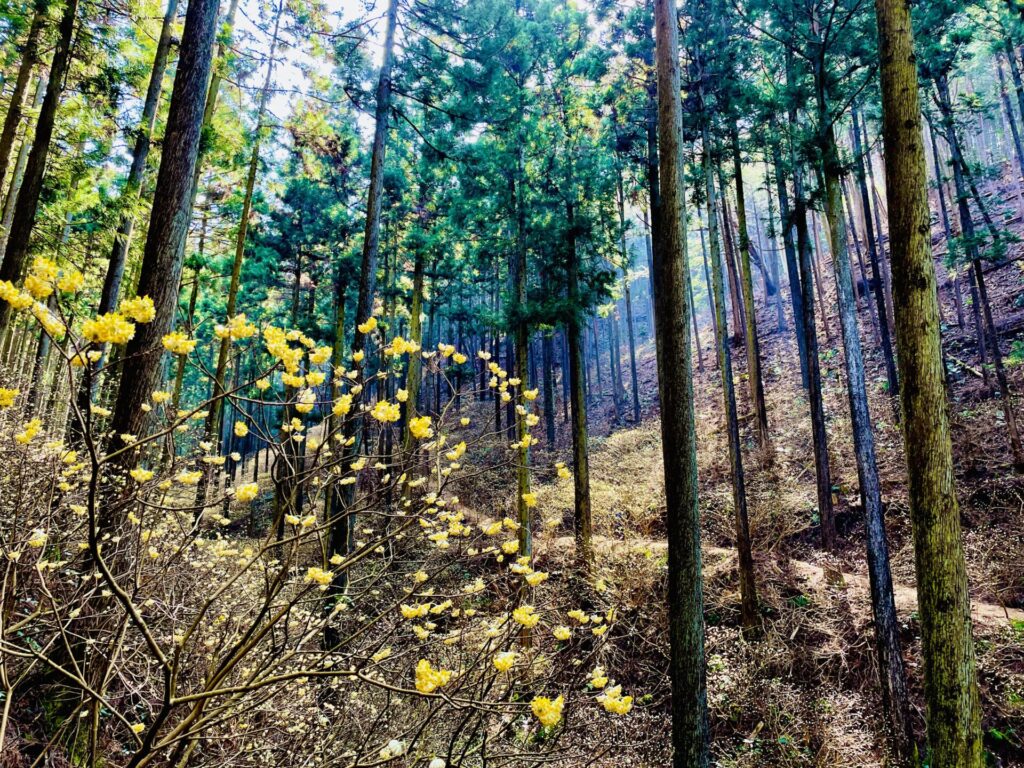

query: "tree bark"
xmin=102 ymin=0 xmax=220 ymax=518
xmin=0 ymin=0 xmax=48 ymax=217
xmin=771 ymin=146 xmax=809 ymax=388
xmin=731 ymin=128 xmax=770 ymax=452
xmin=704 ymin=132 xmax=759 ymax=634
xmin=874 ymin=0 xmax=983 ymax=763
xmin=0 ymin=0 xmax=80 ymax=334
xmin=327 ymin=0 xmax=399 ymax=609
xmin=852 ymin=107 xmax=900 ymax=398
xmin=654 ymin=0 xmax=709 ymax=763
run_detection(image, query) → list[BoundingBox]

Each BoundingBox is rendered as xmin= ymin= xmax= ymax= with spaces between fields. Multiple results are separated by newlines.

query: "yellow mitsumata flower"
xmin=371 ymin=400 xmax=401 ymax=423
xmin=0 ymin=388 xmax=18 ymax=408
xmin=119 ymin=295 xmax=156 ymax=323
xmin=82 ymin=313 xmax=136 ymax=345
xmin=235 ymin=483 xmax=259 ymax=502
xmin=493 ymin=651 xmax=517 ymax=672
xmin=414 ymin=659 xmax=451 ymax=694
xmin=408 ymin=415 xmax=433 ymax=439
xmin=598 ymin=685 xmax=633 ymax=715
xmin=512 ymin=604 xmax=540 ymax=628
xmin=162 ymin=331 xmax=196 ymax=355
xmin=357 ymin=316 xmax=377 ymax=334
xmin=234 ymin=421 xmax=248 ymax=437
xmin=530 ymin=695 xmax=564 ymax=727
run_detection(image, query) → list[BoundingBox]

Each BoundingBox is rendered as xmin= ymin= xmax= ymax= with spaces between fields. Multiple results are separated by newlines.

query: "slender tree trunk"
xmin=786 ymin=73 xmax=836 ymax=545
xmin=998 ymin=53 xmax=1024 ymax=201
xmin=654 ymin=1 xmax=709 ymax=762
xmin=718 ymin=174 xmax=747 ymax=347
xmin=566 ymin=195 xmax=592 ymax=571
xmin=0 ymin=0 xmax=47 ymax=216
xmin=697 ymin=206 xmax=720 ymax=369
xmin=927 ymin=115 xmax=965 ymax=328
xmin=542 ymin=331 xmax=556 ymax=443
xmin=511 ymin=110 xmax=532 ymax=560
xmin=327 ymin=0 xmax=399 ymax=610
xmin=772 ymin=147 xmax=809 ymax=388
xmin=731 ymin=128 xmax=770 ymax=452
xmin=70 ymin=0 xmax=180 ymax=441
xmin=874 ymin=1 xmax=983 ymax=763
xmin=0 ymin=0 xmax=81 ymax=334
xmin=0 ymin=76 xmax=45 ymax=256
xmin=939 ymin=76 xmax=1024 ymax=466
xmin=852 ymin=107 xmax=900 ymax=397
xmin=704 ymin=132 xmax=759 ymax=634
xmin=102 ymin=0 xmax=220 ymax=524
xmin=820 ymin=62 xmax=913 ymax=761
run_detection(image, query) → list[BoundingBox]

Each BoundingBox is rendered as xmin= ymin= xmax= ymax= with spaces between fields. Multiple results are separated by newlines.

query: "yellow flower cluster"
xmin=386 ymin=335 xmax=419 ymax=356
xmin=598 ymin=685 xmax=633 ymax=715
xmin=264 ymin=326 xmax=307 ymax=373
xmin=0 ymin=388 xmax=18 ymax=408
xmin=130 ymin=467 xmax=154 ymax=483
xmin=235 ymin=483 xmax=259 ymax=502
xmin=305 ymin=566 xmax=333 ymax=587
xmin=414 ymin=659 xmax=452 ymax=694
xmin=295 ymin=389 xmax=316 ymax=414
xmin=0 ymin=280 xmax=33 ymax=310
xmin=530 ymin=695 xmax=564 ymax=727
xmin=214 ymin=313 xmax=257 ymax=341
xmin=162 ymin=331 xmax=196 ymax=355
xmin=14 ymin=418 xmax=42 ymax=444
xmin=23 ymin=257 xmax=58 ymax=298
xmin=493 ymin=651 xmax=517 ymax=672
xmin=310 ymin=345 xmax=332 ymax=365
xmin=408 ymin=415 xmax=433 ymax=439
xmin=31 ymin=302 xmax=65 ymax=338
xmin=371 ymin=400 xmax=401 ymax=423
xmin=120 ymin=295 xmax=156 ymax=323
xmin=357 ymin=316 xmax=377 ymax=334
xmin=82 ymin=312 xmax=136 ymax=345
xmin=512 ymin=604 xmax=540 ymax=628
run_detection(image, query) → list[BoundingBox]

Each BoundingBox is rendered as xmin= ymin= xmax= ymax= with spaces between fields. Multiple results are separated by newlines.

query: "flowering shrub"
xmin=0 ymin=265 xmax=638 ymax=766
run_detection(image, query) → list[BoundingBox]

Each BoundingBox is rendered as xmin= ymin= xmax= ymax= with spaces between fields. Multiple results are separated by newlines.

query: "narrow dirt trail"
xmin=540 ymin=533 xmax=1024 ymax=628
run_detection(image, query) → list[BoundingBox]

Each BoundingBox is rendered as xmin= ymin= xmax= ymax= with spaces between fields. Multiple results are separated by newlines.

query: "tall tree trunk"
xmin=0 ymin=0 xmax=80 ymax=334
xmin=70 ymin=0 xmax=180 ymax=442
xmin=820 ymin=60 xmax=914 ymax=762
xmin=327 ymin=0 xmax=399 ymax=610
xmin=704 ymin=132 xmax=759 ymax=634
xmin=786 ymin=72 xmax=836 ymax=546
xmin=718 ymin=174 xmax=747 ymax=347
xmin=0 ymin=0 xmax=48 ymax=216
xmin=0 ymin=76 xmax=45 ymax=257
xmin=698 ymin=205 xmax=720 ymax=369
xmin=731 ymin=128 xmax=770 ymax=452
xmin=511 ymin=109 xmax=532 ymax=560
xmin=874 ymin=1 xmax=983 ymax=763
xmin=654 ymin=0 xmax=709 ymax=763
xmin=772 ymin=147 xmax=809 ymax=388
xmin=998 ymin=53 xmax=1024 ymax=198
xmin=542 ymin=331 xmax=556 ymax=443
xmin=566 ymin=194 xmax=592 ymax=571
xmin=102 ymin=0 xmax=219 ymax=524
xmin=852 ymin=107 xmax=900 ymax=398
xmin=926 ymin=115 xmax=965 ymax=329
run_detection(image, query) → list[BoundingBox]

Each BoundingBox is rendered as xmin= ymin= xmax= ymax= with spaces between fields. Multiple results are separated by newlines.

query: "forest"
xmin=0 ymin=0 xmax=1022 ymax=764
